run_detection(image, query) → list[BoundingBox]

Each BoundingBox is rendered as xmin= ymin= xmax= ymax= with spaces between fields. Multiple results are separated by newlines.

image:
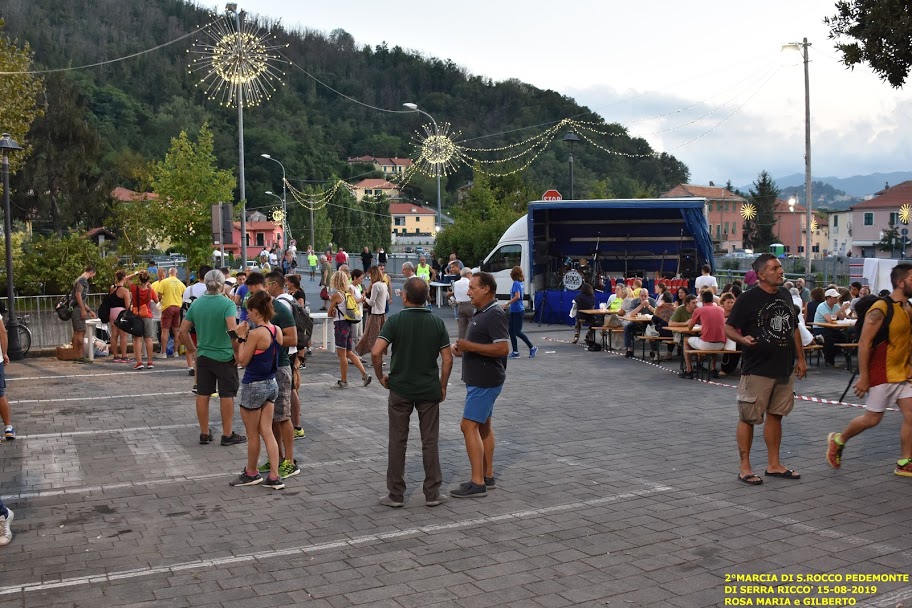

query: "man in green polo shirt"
xmin=371 ymin=276 xmax=453 ymax=508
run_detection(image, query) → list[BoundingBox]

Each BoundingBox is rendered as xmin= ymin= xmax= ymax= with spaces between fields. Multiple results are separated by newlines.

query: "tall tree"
xmin=149 ymin=124 xmax=234 ymax=274
xmin=0 ymin=18 xmax=44 ymax=173
xmin=826 ymin=0 xmax=912 ymax=88
xmin=746 ymin=171 xmax=780 ymax=252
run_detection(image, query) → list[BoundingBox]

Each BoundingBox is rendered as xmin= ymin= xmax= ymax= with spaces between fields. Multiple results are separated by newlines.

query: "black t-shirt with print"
xmin=726 ymin=285 xmax=797 ymax=378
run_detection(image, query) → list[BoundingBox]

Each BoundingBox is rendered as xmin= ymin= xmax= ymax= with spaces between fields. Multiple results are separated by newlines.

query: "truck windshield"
xmin=484 ymin=244 xmax=522 ymax=273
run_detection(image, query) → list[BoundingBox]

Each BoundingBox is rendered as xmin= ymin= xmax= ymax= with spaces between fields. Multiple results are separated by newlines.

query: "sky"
xmin=207 ymin=0 xmax=912 ymax=189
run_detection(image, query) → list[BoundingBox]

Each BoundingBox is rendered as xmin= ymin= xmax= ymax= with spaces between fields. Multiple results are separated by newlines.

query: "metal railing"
xmin=3 ymin=294 xmax=108 ymax=351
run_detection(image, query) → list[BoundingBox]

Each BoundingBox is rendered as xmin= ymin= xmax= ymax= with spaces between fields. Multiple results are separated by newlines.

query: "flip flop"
xmin=738 ymin=473 xmax=763 ymax=485
xmin=764 ymin=469 xmax=800 ymax=479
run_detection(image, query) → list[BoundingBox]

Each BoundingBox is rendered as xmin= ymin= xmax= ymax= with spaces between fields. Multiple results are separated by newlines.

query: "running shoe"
xmin=4 ymin=426 xmax=15 ymax=440
xmin=484 ymin=476 xmax=496 ymax=490
xmin=262 ymin=476 xmax=285 ymax=490
xmin=529 ymin=346 xmax=538 ymax=358
xmin=333 ymin=380 xmax=348 ymax=389
xmin=293 ymin=427 xmax=306 ymax=440
xmin=449 ymin=481 xmax=487 ymax=498
xmin=146 ymin=361 xmax=154 ymax=369
xmin=379 ymin=495 xmax=405 ymax=508
xmin=133 ymin=362 xmax=144 ymax=371
xmin=278 ymin=459 xmax=300 ymax=478
xmin=826 ymin=432 xmax=844 ymax=469
xmin=0 ymin=508 xmax=13 ymax=546
xmin=220 ymin=432 xmax=247 ymax=446
xmin=508 ymin=352 xmax=521 ymax=359
xmin=229 ymin=470 xmax=262 ymax=487
xmin=257 ymin=461 xmax=271 ymax=474
xmin=188 ymin=368 xmax=195 ymax=376
xmin=362 ymin=374 xmax=372 ymax=387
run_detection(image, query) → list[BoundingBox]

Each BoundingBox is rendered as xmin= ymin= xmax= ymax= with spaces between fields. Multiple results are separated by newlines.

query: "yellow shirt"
xmin=154 ymin=276 xmax=186 ymax=309
xmin=416 ymin=264 xmax=431 ymax=282
xmin=869 ymin=299 xmax=912 ymax=385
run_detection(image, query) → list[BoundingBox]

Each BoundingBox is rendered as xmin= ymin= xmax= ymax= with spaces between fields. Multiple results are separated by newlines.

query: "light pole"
xmin=260 ymin=154 xmax=289 ymax=246
xmin=563 ymin=131 xmax=581 ymax=199
xmin=403 ymin=102 xmax=442 ymax=232
xmin=227 ymin=3 xmax=248 ymax=265
xmin=788 ymin=196 xmax=799 ymax=273
xmin=0 ymin=134 xmax=23 ymax=360
xmin=783 ymin=38 xmax=812 ymax=282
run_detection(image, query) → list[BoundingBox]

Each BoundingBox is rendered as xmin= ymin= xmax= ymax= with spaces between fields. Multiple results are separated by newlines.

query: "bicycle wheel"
xmin=15 ymin=325 xmax=31 ymax=356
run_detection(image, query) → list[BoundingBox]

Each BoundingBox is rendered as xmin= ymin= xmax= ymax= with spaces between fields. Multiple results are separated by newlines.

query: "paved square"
xmin=2 ymin=311 xmax=912 ymax=607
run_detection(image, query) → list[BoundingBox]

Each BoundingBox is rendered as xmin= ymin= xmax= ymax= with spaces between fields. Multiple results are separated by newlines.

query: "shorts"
xmin=161 ymin=306 xmax=181 ymax=330
xmin=0 ymin=362 xmax=6 ymax=397
xmin=196 ymin=355 xmax=240 ymax=398
xmin=238 ymin=378 xmax=278 ymax=410
xmin=71 ymin=307 xmax=86 ymax=332
xmin=334 ymin=320 xmax=353 ymax=351
xmin=273 ymin=366 xmax=292 ymax=422
xmin=141 ymin=317 xmax=155 ymax=339
xmin=687 ymin=337 xmax=725 ymax=350
xmin=866 ymin=382 xmax=912 ymax=413
xmin=463 ymin=384 xmax=503 ymax=424
xmin=737 ymin=374 xmax=795 ymax=425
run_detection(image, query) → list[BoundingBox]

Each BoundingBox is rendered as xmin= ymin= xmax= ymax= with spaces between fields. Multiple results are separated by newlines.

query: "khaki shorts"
xmin=737 ymin=374 xmax=795 ymax=424
xmin=866 ymin=382 xmax=912 ymax=414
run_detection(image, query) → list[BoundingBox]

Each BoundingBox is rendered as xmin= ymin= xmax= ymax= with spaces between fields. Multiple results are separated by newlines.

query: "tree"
xmin=745 ymin=171 xmax=780 ymax=252
xmin=826 ymin=0 xmax=912 ymax=88
xmin=148 ymin=124 xmax=234 ymax=274
xmin=15 ymin=233 xmax=114 ymax=296
xmin=877 ymin=213 xmax=901 ymax=255
xmin=0 ymin=19 xmax=44 ymax=173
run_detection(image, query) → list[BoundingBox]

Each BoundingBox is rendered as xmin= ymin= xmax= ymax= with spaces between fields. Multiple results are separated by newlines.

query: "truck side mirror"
xmin=480 ymin=261 xmax=489 ymax=272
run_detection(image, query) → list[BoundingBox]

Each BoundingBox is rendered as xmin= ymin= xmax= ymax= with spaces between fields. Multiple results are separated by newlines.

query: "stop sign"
xmin=542 ymin=189 xmax=562 ymax=201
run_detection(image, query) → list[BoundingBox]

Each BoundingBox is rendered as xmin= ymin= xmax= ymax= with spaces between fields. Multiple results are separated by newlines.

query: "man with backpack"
xmin=827 ymin=263 xmax=912 ymax=477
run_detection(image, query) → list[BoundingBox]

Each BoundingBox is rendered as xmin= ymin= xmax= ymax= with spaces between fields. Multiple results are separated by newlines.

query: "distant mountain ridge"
xmin=741 ymin=171 xmax=912 ymax=198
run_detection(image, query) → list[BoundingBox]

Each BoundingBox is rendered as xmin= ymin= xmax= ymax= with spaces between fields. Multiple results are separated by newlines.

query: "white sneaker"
xmin=0 ymin=508 xmax=13 ymax=546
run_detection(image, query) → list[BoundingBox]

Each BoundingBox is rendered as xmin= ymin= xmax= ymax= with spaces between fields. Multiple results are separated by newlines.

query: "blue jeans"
xmin=509 ymin=311 xmax=533 ymax=352
xmin=0 ymin=496 xmax=7 ymax=519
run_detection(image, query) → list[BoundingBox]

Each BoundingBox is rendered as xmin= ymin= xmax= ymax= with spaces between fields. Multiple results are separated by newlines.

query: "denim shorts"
xmin=238 ymin=378 xmax=278 ymax=410
xmin=462 ymin=384 xmax=503 ymax=423
xmin=0 ymin=362 xmax=6 ymax=398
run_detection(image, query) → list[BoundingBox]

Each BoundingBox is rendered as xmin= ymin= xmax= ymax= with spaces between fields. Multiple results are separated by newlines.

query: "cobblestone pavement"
xmin=2 ymin=310 xmax=912 ymax=607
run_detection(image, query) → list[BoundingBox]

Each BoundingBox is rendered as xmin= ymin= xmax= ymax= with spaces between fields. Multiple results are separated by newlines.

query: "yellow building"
xmin=390 ymin=203 xmax=437 ymax=237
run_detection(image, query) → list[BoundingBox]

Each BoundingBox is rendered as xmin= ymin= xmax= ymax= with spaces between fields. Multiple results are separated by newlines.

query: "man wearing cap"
xmin=814 ymin=288 xmax=848 ymax=367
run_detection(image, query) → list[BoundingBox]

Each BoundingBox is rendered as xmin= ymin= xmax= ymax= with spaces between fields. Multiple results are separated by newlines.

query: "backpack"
xmin=97 ymin=287 xmax=115 ymax=323
xmin=342 ymin=290 xmax=362 ymax=323
xmin=288 ymin=301 xmax=313 ymax=349
xmin=854 ymin=295 xmax=895 ymax=348
xmin=55 ymin=295 xmax=73 ymax=321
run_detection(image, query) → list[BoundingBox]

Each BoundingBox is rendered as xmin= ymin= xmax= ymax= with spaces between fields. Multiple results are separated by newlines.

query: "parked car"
xmin=404 ymin=246 xmax=413 ymax=253
xmin=415 ymin=246 xmax=425 ymax=255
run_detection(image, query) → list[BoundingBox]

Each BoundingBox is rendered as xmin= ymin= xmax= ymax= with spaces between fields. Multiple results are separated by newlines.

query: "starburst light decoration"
xmin=900 ymin=204 xmax=912 ymax=225
xmin=412 ymin=122 xmax=463 ymax=178
xmin=810 ymin=219 xmax=818 ymax=232
xmin=271 ymin=209 xmax=284 ymax=224
xmin=188 ymin=15 xmax=287 ymax=107
xmin=740 ymin=203 xmax=757 ymax=221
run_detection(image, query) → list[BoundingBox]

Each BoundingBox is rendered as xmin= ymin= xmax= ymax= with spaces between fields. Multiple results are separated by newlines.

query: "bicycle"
xmin=4 ymin=313 xmax=31 ymax=357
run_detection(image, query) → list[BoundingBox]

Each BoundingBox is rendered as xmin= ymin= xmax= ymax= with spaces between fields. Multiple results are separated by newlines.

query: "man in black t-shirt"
xmin=451 ymin=271 xmax=510 ymax=498
xmin=725 ymin=254 xmax=807 ymax=486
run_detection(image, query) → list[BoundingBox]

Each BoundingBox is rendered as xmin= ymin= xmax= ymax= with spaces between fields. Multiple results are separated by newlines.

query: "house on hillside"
xmin=390 ymin=203 xmax=437 ymax=237
xmin=661 ymin=184 xmax=746 ymax=253
xmin=849 ymin=181 xmax=912 ymax=258
xmin=346 ymin=156 xmax=413 ymax=176
xmin=110 ymin=187 xmax=157 ymax=203
xmin=352 ymin=178 xmax=402 ymax=202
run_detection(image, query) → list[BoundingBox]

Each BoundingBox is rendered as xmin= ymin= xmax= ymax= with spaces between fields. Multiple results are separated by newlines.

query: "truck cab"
xmin=479 ymin=216 xmax=528 ymax=308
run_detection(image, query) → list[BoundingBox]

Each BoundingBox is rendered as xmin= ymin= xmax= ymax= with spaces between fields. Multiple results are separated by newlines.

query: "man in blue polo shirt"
xmin=451 ymin=271 xmax=510 ymax=498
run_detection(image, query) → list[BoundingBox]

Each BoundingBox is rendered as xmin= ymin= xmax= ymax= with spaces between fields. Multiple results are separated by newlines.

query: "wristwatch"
xmin=236 ymin=337 xmax=246 ymax=343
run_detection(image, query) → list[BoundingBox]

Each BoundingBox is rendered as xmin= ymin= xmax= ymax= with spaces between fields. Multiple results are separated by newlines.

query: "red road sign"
xmin=542 ymin=189 xmax=562 ymax=201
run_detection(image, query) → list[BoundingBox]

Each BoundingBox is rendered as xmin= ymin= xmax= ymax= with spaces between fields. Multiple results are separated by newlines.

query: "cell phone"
xmin=227 ymin=329 xmax=240 ymax=340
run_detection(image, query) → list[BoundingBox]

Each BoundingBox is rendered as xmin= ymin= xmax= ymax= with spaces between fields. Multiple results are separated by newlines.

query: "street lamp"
xmin=788 ymin=196 xmax=800 ymax=272
xmin=0 ymin=133 xmax=23 ymax=360
xmin=563 ymin=132 xmax=581 ymax=199
xmin=403 ymin=102 xmax=442 ymax=232
xmin=226 ymin=3 xmax=248 ymax=266
xmin=782 ymin=38 xmax=812 ymax=283
xmin=260 ymin=154 xmax=289 ymax=246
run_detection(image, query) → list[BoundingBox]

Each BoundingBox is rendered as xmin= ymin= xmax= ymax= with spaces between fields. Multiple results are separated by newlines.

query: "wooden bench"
xmin=588 ymin=326 xmax=624 ymax=351
xmin=685 ymin=349 xmax=739 ymax=380
xmin=635 ymin=335 xmax=674 ymax=360
xmin=803 ymin=343 xmax=823 ymax=366
xmin=835 ymin=343 xmax=859 ymax=371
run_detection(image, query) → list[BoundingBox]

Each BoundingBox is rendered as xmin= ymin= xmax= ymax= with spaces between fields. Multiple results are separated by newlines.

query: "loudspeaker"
xmin=679 ymin=248 xmax=698 ymax=277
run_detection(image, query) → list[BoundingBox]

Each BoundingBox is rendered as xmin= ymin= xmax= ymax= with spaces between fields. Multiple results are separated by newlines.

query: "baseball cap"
xmin=824 ymin=288 xmax=840 ymax=298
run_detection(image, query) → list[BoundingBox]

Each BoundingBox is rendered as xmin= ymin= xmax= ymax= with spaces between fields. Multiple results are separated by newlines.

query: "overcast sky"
xmin=210 ymin=1 xmax=912 ymax=187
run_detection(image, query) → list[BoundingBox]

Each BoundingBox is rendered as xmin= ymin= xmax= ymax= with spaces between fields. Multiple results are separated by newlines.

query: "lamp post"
xmin=788 ymin=196 xmax=799 ymax=273
xmin=563 ymin=132 xmax=581 ymax=199
xmin=0 ymin=134 xmax=23 ymax=360
xmin=226 ymin=3 xmax=248 ymax=266
xmin=782 ymin=38 xmax=812 ymax=282
xmin=260 ymin=154 xmax=289 ymax=246
xmin=403 ymin=102 xmax=441 ymax=232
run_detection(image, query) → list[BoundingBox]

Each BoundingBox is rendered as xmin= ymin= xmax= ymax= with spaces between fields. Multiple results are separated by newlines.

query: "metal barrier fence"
xmin=4 ymin=294 xmax=108 ymax=351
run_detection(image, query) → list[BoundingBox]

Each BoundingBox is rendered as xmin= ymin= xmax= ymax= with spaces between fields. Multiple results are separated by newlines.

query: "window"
xmin=833 ymin=215 xmax=838 ymax=227
xmin=394 ymin=216 xmax=404 ymax=226
xmin=483 ymin=244 xmax=522 ymax=273
xmin=891 ymin=212 xmax=899 ymax=225
xmin=707 ymin=202 xmax=713 ymax=212
xmin=256 ymin=233 xmax=264 ymax=247
xmin=798 ymin=245 xmax=804 ymax=253
xmin=716 ymin=224 xmax=721 ymax=237
xmin=731 ymin=223 xmax=737 ymax=236
xmin=724 ymin=202 xmax=729 ymax=212
xmin=864 ymin=212 xmax=874 ymax=226
xmin=812 ymin=244 xmax=819 ymax=253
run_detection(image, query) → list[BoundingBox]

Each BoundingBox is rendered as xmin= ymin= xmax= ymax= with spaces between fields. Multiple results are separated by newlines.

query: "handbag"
xmin=55 ymin=296 xmax=73 ymax=321
xmin=320 ymin=287 xmax=329 ymax=301
xmin=115 ymin=309 xmax=145 ymax=337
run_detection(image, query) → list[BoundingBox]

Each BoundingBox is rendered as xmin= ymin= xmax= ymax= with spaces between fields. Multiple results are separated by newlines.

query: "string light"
xmin=188 ymin=15 xmax=288 ymax=107
xmin=900 ymin=204 xmax=912 ymax=225
xmin=740 ymin=203 xmax=757 ymax=221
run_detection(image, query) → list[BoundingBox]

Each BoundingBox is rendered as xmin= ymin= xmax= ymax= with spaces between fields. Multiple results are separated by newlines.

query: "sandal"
xmin=764 ymin=469 xmax=800 ymax=479
xmin=738 ymin=473 xmax=763 ymax=485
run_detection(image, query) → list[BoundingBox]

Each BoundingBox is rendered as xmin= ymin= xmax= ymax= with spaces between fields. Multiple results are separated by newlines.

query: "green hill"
xmin=4 ymin=0 xmax=689 ymax=237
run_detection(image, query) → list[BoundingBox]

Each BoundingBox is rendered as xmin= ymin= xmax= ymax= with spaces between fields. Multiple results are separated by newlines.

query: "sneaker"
xmin=709 ymin=369 xmax=720 ymax=379
xmin=425 ymin=494 xmax=448 ymax=507
xmin=678 ymin=370 xmax=695 ymax=379
xmin=0 ymin=508 xmax=13 ymax=546
xmin=220 ymin=432 xmax=247 ymax=446
xmin=257 ymin=461 xmax=271 ymax=474
xmin=191 ymin=385 xmax=198 ymax=394
xmin=826 ymin=432 xmax=844 ymax=469
xmin=294 ymin=427 xmax=306 ymax=440
xmin=157 ymin=353 xmax=169 ymax=359
xmin=133 ymin=362 xmax=144 ymax=371
xmin=484 ymin=476 xmax=496 ymax=490
xmin=450 ymin=481 xmax=487 ymax=498
xmin=146 ymin=361 xmax=154 ymax=369
xmin=4 ymin=426 xmax=15 ymax=440
xmin=262 ymin=475 xmax=285 ymax=490
xmin=379 ymin=495 xmax=405 ymax=508
xmin=333 ymin=380 xmax=348 ymax=389
xmin=895 ymin=459 xmax=912 ymax=477
xmin=814 ymin=334 xmax=825 ymax=345
xmin=199 ymin=429 xmax=212 ymax=445
xmin=508 ymin=352 xmax=521 ymax=359
xmin=229 ymin=470 xmax=262 ymax=487
xmin=278 ymin=459 xmax=300 ymax=478
xmin=529 ymin=346 xmax=538 ymax=358
xmin=362 ymin=374 xmax=372 ymax=387
xmin=188 ymin=368 xmax=195 ymax=376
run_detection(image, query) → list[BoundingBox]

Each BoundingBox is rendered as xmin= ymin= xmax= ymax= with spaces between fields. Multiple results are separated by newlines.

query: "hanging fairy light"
xmin=187 ymin=15 xmax=288 ymax=107
xmin=900 ymin=203 xmax=912 ymax=225
xmin=740 ymin=203 xmax=757 ymax=221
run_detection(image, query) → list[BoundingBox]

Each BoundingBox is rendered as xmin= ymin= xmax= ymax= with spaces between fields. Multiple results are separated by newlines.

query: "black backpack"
xmin=287 ymin=300 xmax=313 ymax=350
xmin=854 ymin=295 xmax=895 ymax=348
